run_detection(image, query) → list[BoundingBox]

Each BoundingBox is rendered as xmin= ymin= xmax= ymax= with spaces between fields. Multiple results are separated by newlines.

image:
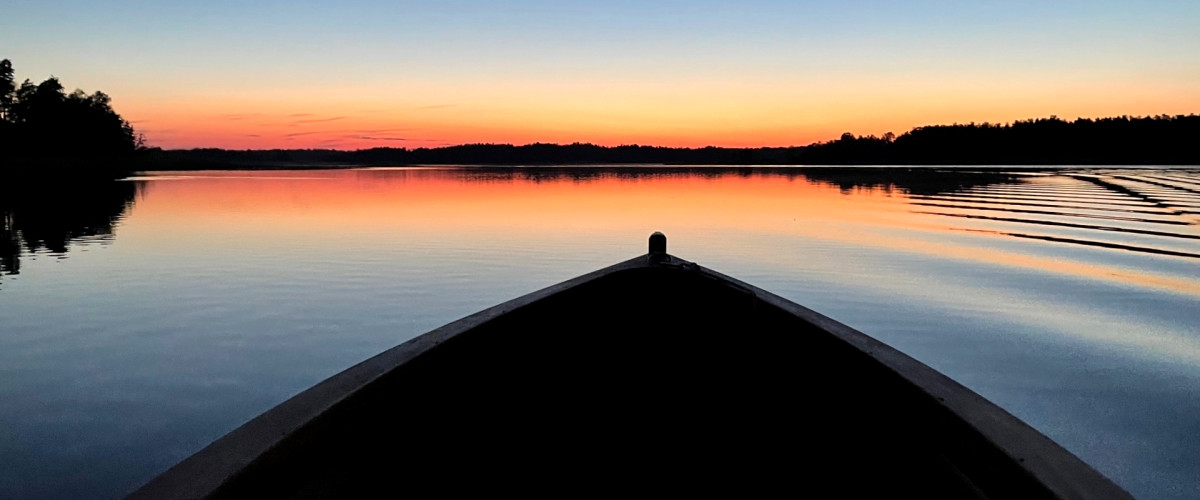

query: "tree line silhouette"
xmin=802 ymin=115 xmax=1200 ymax=165
xmin=1 ymin=59 xmax=139 ymax=177
xmin=142 ymin=114 xmax=1200 ymax=168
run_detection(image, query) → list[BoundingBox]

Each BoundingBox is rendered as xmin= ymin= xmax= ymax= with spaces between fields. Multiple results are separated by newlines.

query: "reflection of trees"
xmin=366 ymin=166 xmax=1018 ymax=196
xmin=0 ymin=211 xmax=18 ymax=276
xmin=455 ymin=166 xmax=792 ymax=184
xmin=511 ymin=166 xmax=1019 ymax=195
xmin=794 ymin=168 xmax=1020 ymax=196
xmin=0 ymin=180 xmax=141 ymax=279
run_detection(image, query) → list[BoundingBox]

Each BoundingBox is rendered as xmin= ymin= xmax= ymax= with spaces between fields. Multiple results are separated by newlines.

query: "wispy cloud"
xmin=284 ymin=131 xmax=323 ymax=137
xmin=291 ymin=116 xmax=347 ymax=125
xmin=218 ymin=113 xmax=260 ymax=121
xmin=347 ymin=135 xmax=408 ymax=141
xmin=315 ymin=138 xmax=348 ymax=148
xmin=288 ymin=113 xmax=315 ymax=117
xmin=353 ymin=128 xmax=416 ymax=134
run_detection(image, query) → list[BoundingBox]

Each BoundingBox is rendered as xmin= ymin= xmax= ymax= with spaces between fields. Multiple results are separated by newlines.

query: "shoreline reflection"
xmin=0 ymin=180 xmax=143 ymax=283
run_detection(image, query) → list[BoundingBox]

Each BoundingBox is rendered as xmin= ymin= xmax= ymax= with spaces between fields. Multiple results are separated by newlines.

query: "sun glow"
xmin=121 ymin=71 xmax=1200 ymax=150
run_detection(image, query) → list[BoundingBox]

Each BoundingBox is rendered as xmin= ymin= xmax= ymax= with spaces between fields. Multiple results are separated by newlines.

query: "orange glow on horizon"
xmin=120 ymin=74 xmax=1200 ymax=150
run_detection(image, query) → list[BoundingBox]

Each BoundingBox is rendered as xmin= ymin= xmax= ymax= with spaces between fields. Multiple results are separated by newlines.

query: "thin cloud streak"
xmin=291 ymin=116 xmax=347 ymax=125
xmin=353 ymin=128 xmax=416 ymax=134
xmin=349 ymin=136 xmax=408 ymax=141
xmin=218 ymin=113 xmax=261 ymax=121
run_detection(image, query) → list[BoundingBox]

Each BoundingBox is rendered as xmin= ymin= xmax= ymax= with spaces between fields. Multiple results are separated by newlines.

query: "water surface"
xmin=1 ymin=166 xmax=1198 ymax=499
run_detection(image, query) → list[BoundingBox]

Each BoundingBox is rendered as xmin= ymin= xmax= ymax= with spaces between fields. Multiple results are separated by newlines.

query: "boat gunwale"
xmin=688 ymin=261 xmax=1133 ymax=500
xmin=127 ymin=252 xmax=1132 ymax=500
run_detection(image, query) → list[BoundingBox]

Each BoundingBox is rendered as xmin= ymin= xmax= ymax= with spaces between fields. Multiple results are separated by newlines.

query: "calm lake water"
xmin=1 ymin=166 xmax=1198 ymax=499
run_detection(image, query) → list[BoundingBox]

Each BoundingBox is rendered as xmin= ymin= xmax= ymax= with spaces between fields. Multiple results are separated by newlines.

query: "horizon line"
xmin=146 ymin=111 xmax=1200 ymax=153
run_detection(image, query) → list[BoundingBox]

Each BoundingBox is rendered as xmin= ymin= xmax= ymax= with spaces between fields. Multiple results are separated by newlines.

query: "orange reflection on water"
xmin=129 ymin=169 xmax=910 ymax=237
xmin=124 ymin=168 xmax=1199 ymax=296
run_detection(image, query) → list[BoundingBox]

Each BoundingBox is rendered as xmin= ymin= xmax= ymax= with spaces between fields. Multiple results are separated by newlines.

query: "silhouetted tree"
xmin=1 ymin=59 xmax=138 ymax=177
xmin=0 ymin=59 xmax=14 ymax=121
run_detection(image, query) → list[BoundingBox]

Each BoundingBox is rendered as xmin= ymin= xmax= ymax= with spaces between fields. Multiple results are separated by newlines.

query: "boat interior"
xmin=194 ymin=261 xmax=1068 ymax=498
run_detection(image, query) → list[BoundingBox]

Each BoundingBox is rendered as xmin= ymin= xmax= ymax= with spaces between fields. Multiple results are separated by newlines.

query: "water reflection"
xmin=0 ymin=179 xmax=141 ymax=273
xmin=382 ymin=165 xmax=1023 ymax=196
xmin=107 ymin=166 xmax=1199 ymax=302
xmin=1 ymin=166 xmax=1199 ymax=499
xmin=915 ymin=212 xmax=1200 ymax=241
xmin=792 ymin=167 xmax=1021 ymax=195
xmin=5 ymin=167 xmax=1197 ymax=288
xmin=3 ymin=167 xmax=1197 ymax=288
xmin=0 ymin=180 xmax=142 ymax=282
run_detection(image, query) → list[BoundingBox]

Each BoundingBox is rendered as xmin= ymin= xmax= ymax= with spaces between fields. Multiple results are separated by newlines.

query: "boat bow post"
xmin=649 ymin=231 xmax=667 ymax=256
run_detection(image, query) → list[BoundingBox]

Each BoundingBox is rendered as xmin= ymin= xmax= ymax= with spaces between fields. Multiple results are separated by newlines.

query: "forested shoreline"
xmin=0 ymin=59 xmax=138 ymax=178
xmin=143 ymin=114 xmax=1200 ymax=169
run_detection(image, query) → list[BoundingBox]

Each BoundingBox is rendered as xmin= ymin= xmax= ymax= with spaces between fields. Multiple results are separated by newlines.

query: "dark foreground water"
xmin=1 ymin=166 xmax=1197 ymax=499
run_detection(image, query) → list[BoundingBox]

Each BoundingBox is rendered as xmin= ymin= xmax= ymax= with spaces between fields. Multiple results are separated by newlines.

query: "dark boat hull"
xmin=129 ymin=241 xmax=1132 ymax=499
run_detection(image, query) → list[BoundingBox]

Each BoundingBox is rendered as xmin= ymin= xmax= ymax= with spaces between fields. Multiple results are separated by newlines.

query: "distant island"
xmin=2 ymin=58 xmax=1198 ymax=177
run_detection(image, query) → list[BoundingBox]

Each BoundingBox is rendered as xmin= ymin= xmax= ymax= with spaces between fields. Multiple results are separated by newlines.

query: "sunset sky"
xmin=3 ymin=0 xmax=1198 ymax=150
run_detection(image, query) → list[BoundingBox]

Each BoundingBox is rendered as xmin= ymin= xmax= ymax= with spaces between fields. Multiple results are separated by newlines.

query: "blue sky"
xmin=3 ymin=1 xmax=1197 ymax=148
